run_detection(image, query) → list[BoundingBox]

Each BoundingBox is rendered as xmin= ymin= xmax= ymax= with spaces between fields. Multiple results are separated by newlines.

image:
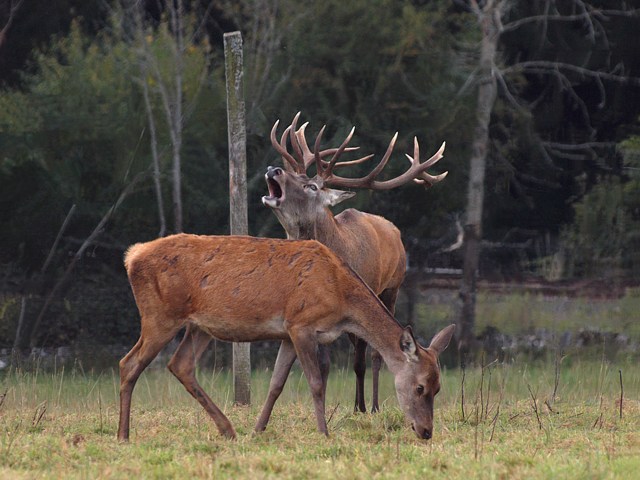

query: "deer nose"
xmin=266 ymin=166 xmax=283 ymax=178
xmin=412 ymin=424 xmax=432 ymax=440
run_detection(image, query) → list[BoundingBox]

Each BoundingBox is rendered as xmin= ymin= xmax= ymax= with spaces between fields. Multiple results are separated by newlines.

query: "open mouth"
xmin=262 ymin=175 xmax=284 ymax=208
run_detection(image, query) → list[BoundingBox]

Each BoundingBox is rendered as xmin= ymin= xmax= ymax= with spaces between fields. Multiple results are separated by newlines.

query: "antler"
xmin=270 ymin=120 xmax=299 ymax=172
xmin=270 ymin=112 xmax=447 ymax=189
xmin=318 ymin=135 xmax=447 ymax=190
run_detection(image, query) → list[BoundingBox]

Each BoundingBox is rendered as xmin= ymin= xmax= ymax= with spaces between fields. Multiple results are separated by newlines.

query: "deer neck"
xmin=284 ymin=208 xmax=341 ymax=245
xmin=344 ymin=285 xmax=408 ymax=376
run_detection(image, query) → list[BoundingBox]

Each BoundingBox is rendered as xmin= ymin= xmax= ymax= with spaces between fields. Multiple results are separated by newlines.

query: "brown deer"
xmin=261 ymin=113 xmax=447 ymax=413
xmin=117 ymin=234 xmax=455 ymax=441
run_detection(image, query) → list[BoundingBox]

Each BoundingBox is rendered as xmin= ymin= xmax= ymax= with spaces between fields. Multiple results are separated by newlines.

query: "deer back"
xmin=124 ymin=234 xmax=353 ymax=342
xmin=330 ymin=208 xmax=406 ymax=293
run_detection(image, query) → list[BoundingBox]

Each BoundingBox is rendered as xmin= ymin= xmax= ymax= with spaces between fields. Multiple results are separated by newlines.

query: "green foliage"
xmin=0 ymin=9 xmax=228 ymax=347
xmin=0 ymin=21 xmax=143 ymax=268
xmin=0 ymin=13 xmax=228 ymax=267
xmin=560 ymin=133 xmax=640 ymax=278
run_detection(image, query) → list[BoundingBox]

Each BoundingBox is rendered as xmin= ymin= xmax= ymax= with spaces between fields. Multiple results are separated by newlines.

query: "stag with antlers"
xmin=259 ymin=113 xmax=446 ymax=416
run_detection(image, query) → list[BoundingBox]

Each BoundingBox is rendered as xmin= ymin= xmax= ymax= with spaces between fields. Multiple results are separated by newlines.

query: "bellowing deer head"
xmin=262 ymin=112 xmax=447 ymax=239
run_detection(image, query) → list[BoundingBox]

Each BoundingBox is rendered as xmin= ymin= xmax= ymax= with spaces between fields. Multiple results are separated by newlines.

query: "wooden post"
xmin=224 ymin=31 xmax=251 ymax=405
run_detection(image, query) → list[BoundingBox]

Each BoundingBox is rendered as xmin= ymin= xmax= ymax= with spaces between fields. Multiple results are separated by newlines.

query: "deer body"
xmin=261 ymin=114 xmax=446 ymax=412
xmin=264 ymin=172 xmax=405 ymax=413
xmin=118 ymin=233 xmax=454 ymax=441
xmin=272 ymin=201 xmax=406 ymax=297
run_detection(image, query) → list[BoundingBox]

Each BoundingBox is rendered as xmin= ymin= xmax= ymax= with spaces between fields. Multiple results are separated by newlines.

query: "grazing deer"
xmin=117 ymin=234 xmax=455 ymax=440
xmin=261 ymin=113 xmax=447 ymax=413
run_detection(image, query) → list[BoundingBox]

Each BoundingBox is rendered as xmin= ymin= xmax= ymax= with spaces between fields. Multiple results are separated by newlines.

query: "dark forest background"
xmin=1 ymin=0 xmax=640 ymax=358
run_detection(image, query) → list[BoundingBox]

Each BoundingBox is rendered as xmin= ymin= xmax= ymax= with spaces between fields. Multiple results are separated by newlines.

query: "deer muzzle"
xmin=262 ymin=166 xmax=285 ymax=208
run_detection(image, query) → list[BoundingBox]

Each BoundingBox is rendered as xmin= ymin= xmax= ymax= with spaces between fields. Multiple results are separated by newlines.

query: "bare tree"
xmin=124 ymin=0 xmax=212 ymax=234
xmin=218 ymin=0 xmax=296 ymax=124
xmin=166 ymin=0 xmax=185 ymax=233
xmin=127 ymin=2 xmax=168 ymax=237
xmin=453 ymin=0 xmax=640 ymax=357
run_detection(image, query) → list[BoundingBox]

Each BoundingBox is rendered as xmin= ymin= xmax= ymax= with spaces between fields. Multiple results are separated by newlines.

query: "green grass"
xmin=1 ymin=357 xmax=639 ymax=479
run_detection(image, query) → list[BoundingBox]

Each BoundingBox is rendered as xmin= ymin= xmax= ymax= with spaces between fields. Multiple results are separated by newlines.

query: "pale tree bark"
xmin=139 ymin=61 xmax=167 ymax=238
xmin=126 ymin=0 xmax=212 ymax=234
xmin=168 ymin=1 xmax=184 ymax=233
xmin=0 ymin=0 xmax=24 ymax=50
xmin=458 ymin=0 xmax=502 ymax=358
xmin=131 ymin=1 xmax=166 ymax=237
xmin=128 ymin=0 xmax=186 ymax=233
xmin=128 ymin=0 xmax=170 ymax=237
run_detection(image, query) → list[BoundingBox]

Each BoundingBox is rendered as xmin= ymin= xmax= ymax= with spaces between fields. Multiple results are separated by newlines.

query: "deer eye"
xmin=416 ymin=385 xmax=425 ymax=395
xmin=304 ymin=184 xmax=318 ymax=191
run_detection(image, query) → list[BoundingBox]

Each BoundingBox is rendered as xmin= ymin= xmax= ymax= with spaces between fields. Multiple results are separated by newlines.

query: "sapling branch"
xmin=619 ymin=370 xmax=623 ymax=420
xmin=460 ymin=364 xmax=466 ymax=421
xmin=527 ymin=384 xmax=543 ymax=430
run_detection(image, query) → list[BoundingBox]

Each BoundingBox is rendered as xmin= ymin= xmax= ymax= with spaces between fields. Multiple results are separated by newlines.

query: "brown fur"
xmin=117 ymin=234 xmax=454 ymax=441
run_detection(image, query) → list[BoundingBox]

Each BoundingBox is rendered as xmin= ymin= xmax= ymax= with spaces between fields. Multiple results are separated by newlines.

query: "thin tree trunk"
xmin=459 ymin=1 xmax=501 ymax=360
xmin=0 ymin=0 xmax=24 ymax=50
xmin=140 ymin=63 xmax=167 ymax=237
xmin=169 ymin=0 xmax=184 ymax=233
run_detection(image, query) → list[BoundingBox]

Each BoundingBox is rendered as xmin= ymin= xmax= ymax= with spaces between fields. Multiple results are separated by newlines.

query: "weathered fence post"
xmin=224 ymin=31 xmax=251 ymax=405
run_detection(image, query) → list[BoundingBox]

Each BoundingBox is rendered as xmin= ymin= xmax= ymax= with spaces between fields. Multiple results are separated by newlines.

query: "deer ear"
xmin=324 ymin=188 xmax=356 ymax=207
xmin=400 ymin=326 xmax=419 ymax=362
xmin=428 ymin=324 xmax=456 ymax=356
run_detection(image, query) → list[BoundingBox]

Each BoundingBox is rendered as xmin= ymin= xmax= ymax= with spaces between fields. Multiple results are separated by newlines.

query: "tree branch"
xmin=0 ymin=0 xmax=24 ymax=49
xmin=501 ymin=7 xmax=640 ymax=34
xmin=503 ymin=61 xmax=640 ymax=86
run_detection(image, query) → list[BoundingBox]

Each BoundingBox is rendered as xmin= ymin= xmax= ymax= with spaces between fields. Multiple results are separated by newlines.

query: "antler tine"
xmin=325 ymin=153 xmax=374 ymax=169
xmin=320 ymin=127 xmax=356 ymax=178
xmin=281 ymin=125 xmax=302 ymax=172
xmin=313 ymin=125 xmax=327 ymax=175
xmin=293 ymin=122 xmax=316 ymax=171
xmin=270 ymin=120 xmax=299 ymax=172
xmin=295 ymin=122 xmax=362 ymax=169
xmin=358 ymin=132 xmax=398 ymax=183
xmin=289 ymin=112 xmax=304 ymax=165
xmin=319 ymin=132 xmax=397 ymax=188
xmin=406 ymin=139 xmax=448 ymax=187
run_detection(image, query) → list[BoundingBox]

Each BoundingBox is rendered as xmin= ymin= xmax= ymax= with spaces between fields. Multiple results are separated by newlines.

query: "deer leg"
xmin=351 ymin=334 xmax=368 ymax=413
xmin=254 ymin=339 xmax=297 ymax=432
xmin=167 ymin=324 xmax=236 ymax=439
xmin=317 ymin=343 xmax=331 ymax=394
xmin=370 ymin=287 xmax=400 ymax=413
xmin=290 ymin=330 xmax=328 ymax=436
xmin=371 ymin=349 xmax=383 ymax=413
xmin=118 ymin=323 xmax=179 ymax=441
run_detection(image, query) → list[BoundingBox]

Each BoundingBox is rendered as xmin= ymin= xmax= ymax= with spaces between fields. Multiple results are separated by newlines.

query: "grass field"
xmin=1 ymin=355 xmax=638 ymax=479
